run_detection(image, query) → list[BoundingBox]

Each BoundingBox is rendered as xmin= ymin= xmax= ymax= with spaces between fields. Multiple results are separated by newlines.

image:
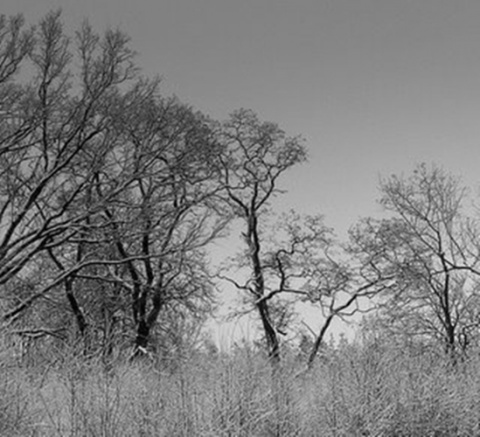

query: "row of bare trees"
xmin=2 ymin=11 xmax=480 ymax=366
xmin=0 ymin=11 xmax=225 ymax=358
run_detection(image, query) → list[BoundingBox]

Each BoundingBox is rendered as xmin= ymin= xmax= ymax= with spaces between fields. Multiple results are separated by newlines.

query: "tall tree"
xmin=65 ymin=95 xmax=227 ymax=356
xmin=218 ymin=109 xmax=306 ymax=363
xmin=0 ymin=12 xmax=146 ymax=316
xmin=0 ymin=11 xmax=172 ymax=328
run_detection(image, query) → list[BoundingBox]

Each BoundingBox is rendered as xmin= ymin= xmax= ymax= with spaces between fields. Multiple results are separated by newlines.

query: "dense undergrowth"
xmin=1 ymin=337 xmax=480 ymax=437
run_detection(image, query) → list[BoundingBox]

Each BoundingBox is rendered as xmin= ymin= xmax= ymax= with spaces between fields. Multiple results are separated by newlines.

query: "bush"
xmin=1 ymin=334 xmax=480 ymax=436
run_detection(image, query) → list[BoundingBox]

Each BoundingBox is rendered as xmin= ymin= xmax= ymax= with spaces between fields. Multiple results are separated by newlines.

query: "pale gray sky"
xmin=4 ymin=0 xmax=480 ymax=236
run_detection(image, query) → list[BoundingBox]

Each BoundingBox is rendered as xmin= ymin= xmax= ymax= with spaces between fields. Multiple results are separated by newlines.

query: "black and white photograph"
xmin=1 ymin=1 xmax=480 ymax=435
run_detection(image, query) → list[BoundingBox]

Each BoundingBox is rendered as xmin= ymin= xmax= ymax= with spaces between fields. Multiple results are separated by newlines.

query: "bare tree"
xmin=350 ymin=164 xmax=480 ymax=357
xmin=217 ymin=109 xmax=306 ymax=363
xmin=0 ymin=14 xmax=35 ymax=158
xmin=68 ymin=96 xmax=227 ymax=356
xmin=0 ymin=11 xmax=168 ymax=328
xmin=257 ymin=211 xmax=391 ymax=369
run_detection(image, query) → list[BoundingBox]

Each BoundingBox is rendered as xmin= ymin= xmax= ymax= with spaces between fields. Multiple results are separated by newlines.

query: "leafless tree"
xmin=350 ymin=164 xmax=480 ymax=357
xmin=217 ymin=109 xmax=306 ymax=363
xmin=90 ymin=97 xmax=226 ymax=356
xmin=0 ymin=11 xmax=227 ymax=361
xmin=257 ymin=211 xmax=392 ymax=369
xmin=0 ymin=11 xmax=152 ymax=320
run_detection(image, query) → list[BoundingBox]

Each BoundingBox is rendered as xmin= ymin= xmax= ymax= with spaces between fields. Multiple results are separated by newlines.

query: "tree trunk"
xmin=132 ymin=286 xmax=164 ymax=359
xmin=248 ymin=212 xmax=280 ymax=364
xmin=257 ymin=300 xmax=280 ymax=363
xmin=307 ymin=314 xmax=334 ymax=369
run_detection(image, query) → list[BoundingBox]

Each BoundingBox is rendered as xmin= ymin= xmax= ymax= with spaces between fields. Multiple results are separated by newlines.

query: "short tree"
xmin=259 ymin=211 xmax=391 ymax=369
xmin=350 ymin=164 xmax=480 ymax=357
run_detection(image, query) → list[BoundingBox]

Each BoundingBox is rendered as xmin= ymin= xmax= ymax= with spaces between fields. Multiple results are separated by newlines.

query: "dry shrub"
xmin=1 ymin=333 xmax=480 ymax=436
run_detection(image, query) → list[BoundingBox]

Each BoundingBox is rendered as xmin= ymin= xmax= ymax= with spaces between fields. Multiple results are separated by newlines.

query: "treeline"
xmin=1 ymin=11 xmax=480 ymax=368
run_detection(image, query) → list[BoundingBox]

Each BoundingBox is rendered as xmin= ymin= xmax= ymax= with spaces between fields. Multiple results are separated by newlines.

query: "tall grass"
xmin=1 ymin=337 xmax=480 ymax=436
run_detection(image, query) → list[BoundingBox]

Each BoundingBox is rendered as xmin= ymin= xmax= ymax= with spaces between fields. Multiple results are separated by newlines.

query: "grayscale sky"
xmin=4 ymin=0 xmax=480 ymax=236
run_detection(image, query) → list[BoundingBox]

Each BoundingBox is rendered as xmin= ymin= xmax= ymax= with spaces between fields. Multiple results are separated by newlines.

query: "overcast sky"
xmin=4 ymin=0 xmax=480 ymax=236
